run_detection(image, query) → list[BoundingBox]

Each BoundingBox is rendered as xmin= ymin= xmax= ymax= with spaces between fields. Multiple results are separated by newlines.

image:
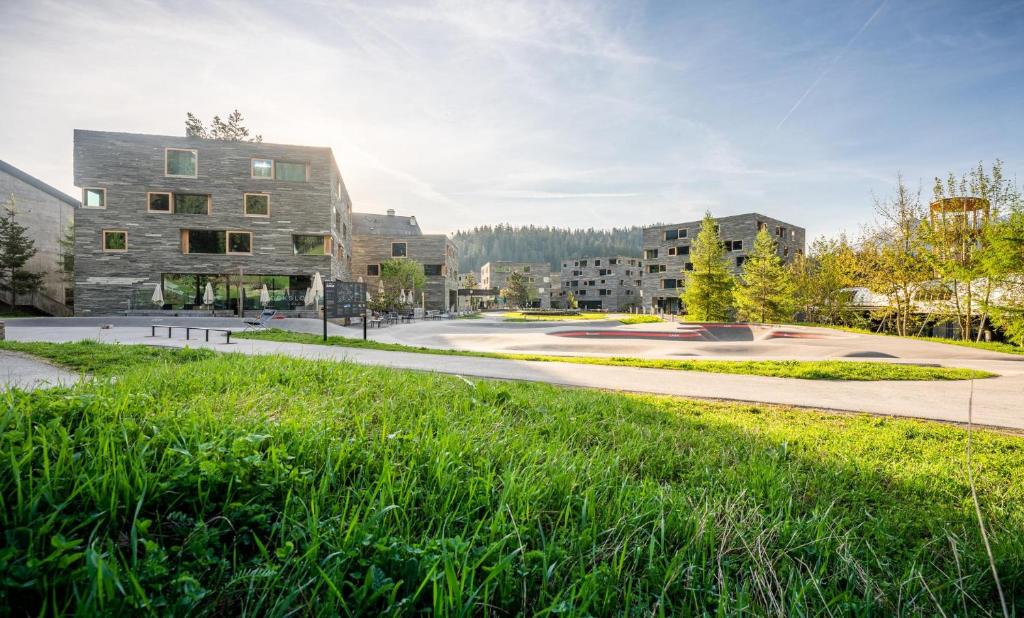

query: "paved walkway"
xmin=4 ymin=321 xmax=1023 ymax=429
xmin=0 ymin=351 xmax=79 ymax=391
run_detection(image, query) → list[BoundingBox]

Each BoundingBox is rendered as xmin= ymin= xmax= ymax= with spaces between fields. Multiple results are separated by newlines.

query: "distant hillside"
xmin=452 ymin=224 xmax=643 ymax=274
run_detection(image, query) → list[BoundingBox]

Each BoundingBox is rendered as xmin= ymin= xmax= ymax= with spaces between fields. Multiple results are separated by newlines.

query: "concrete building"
xmin=558 ymin=256 xmax=643 ymax=311
xmin=351 ymin=209 xmax=458 ymax=311
xmin=0 ymin=160 xmax=78 ymax=316
xmin=480 ymin=261 xmax=553 ymax=308
xmin=73 ymin=130 xmax=352 ymax=315
xmin=642 ymin=213 xmax=805 ymax=313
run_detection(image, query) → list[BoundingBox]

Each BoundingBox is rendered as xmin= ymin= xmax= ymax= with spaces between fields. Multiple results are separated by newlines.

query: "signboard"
xmin=323 ymin=280 xmax=367 ymax=318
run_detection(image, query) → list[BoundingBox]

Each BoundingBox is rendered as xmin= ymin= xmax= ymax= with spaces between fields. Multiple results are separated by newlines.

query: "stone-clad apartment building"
xmin=73 ymin=130 xmax=352 ymax=314
xmin=558 ymin=256 xmax=643 ymax=311
xmin=642 ymin=213 xmax=805 ymax=313
xmin=350 ymin=210 xmax=459 ymax=311
xmin=480 ymin=261 xmax=553 ymax=308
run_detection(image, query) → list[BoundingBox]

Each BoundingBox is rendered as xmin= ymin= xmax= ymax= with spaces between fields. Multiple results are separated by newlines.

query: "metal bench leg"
xmin=167 ymin=327 xmax=172 ymax=339
xmin=225 ymin=332 xmax=231 ymax=344
xmin=186 ymin=328 xmax=191 ymax=340
xmin=206 ymin=329 xmax=210 ymax=342
xmin=150 ymin=326 xmax=154 ymax=337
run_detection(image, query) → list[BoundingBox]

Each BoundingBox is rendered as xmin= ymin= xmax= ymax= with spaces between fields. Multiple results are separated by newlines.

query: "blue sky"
xmin=1 ymin=0 xmax=1021 ymax=240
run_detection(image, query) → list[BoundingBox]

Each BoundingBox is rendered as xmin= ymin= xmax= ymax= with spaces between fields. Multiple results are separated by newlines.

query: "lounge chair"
xmin=241 ymin=308 xmax=278 ymax=332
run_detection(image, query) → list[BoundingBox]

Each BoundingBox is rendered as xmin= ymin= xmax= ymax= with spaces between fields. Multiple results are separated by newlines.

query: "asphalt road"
xmin=2 ymin=314 xmax=1022 ymax=428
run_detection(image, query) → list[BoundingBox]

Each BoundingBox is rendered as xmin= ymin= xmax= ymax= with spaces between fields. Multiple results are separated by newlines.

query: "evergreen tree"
xmin=185 ymin=109 xmax=263 ymax=142
xmin=501 ymin=270 xmax=530 ymax=308
xmin=0 ymin=195 xmax=44 ymax=306
xmin=734 ymin=229 xmax=795 ymax=323
xmin=681 ymin=212 xmax=734 ymax=321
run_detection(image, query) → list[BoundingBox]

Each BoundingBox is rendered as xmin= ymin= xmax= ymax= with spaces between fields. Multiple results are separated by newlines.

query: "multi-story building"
xmin=558 ymin=256 xmax=642 ymax=311
xmin=479 ymin=261 xmax=553 ymax=308
xmin=641 ymin=213 xmax=805 ymax=313
xmin=72 ymin=130 xmax=352 ymax=315
xmin=0 ymin=159 xmax=78 ymax=316
xmin=351 ymin=209 xmax=458 ymax=311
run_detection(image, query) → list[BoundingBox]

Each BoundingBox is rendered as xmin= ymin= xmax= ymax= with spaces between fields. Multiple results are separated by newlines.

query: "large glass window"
xmin=174 ymin=194 xmax=210 ymax=214
xmin=148 ymin=192 xmax=171 ymax=212
xmin=665 ymin=229 xmax=678 ymax=241
xmin=293 ymin=235 xmax=326 ymax=255
xmin=275 ymin=161 xmax=307 ymax=182
xmin=83 ymin=188 xmax=105 ymax=208
xmin=166 ymin=148 xmax=197 ymax=177
xmin=391 ymin=242 xmax=407 ymax=257
xmin=227 ymin=231 xmax=252 ymax=254
xmin=424 ymin=264 xmax=442 ymax=276
xmin=244 ymin=193 xmax=269 ymax=217
xmin=251 ymin=158 xmax=273 ymax=178
xmin=185 ymin=230 xmax=225 ymax=254
xmin=102 ymin=230 xmax=127 ymax=252
xmin=644 ymin=249 xmax=658 ymax=259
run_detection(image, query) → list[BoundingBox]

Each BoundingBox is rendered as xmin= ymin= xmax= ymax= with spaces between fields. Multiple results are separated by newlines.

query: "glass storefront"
xmin=156 ymin=274 xmax=315 ymax=312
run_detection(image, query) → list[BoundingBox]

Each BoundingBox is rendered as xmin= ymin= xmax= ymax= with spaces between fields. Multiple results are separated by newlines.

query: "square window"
xmin=244 ymin=193 xmax=269 ymax=217
xmin=391 ymin=242 xmax=407 ymax=257
xmin=679 ymin=228 xmax=688 ymax=238
xmin=644 ymin=249 xmax=658 ymax=260
xmin=83 ymin=188 xmax=105 ymax=208
xmin=102 ymin=230 xmax=126 ymax=252
xmin=166 ymin=148 xmax=197 ymax=177
xmin=678 ymin=245 xmax=690 ymax=255
xmin=251 ymin=158 xmax=274 ymax=178
xmin=147 ymin=192 xmax=171 ymax=212
xmin=227 ymin=231 xmax=252 ymax=254
xmin=665 ymin=229 xmax=678 ymax=241
xmin=668 ymin=247 xmax=677 ymax=256
xmin=367 ymin=264 xmax=380 ymax=276
xmin=174 ymin=194 xmax=210 ymax=214
xmin=275 ymin=161 xmax=308 ymax=182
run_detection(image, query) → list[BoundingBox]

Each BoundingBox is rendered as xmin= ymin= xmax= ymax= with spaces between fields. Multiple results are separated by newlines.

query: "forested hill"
xmin=452 ymin=224 xmax=643 ymax=274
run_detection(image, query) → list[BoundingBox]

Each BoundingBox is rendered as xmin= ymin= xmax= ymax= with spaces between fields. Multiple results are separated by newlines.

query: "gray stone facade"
xmin=350 ymin=210 xmax=458 ymax=311
xmin=558 ymin=256 xmax=643 ymax=311
xmin=480 ymin=261 xmax=553 ymax=308
xmin=72 ymin=130 xmax=352 ymax=315
xmin=641 ymin=213 xmax=805 ymax=312
xmin=0 ymin=160 xmax=77 ymax=315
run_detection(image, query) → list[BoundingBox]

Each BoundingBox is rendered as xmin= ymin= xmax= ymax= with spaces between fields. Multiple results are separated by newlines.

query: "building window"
xmin=736 ymin=256 xmax=747 ymax=267
xmin=227 ymin=231 xmax=252 ymax=254
xmin=275 ymin=161 xmax=308 ymax=182
xmin=661 ymin=279 xmax=678 ymax=289
xmin=293 ymin=235 xmax=327 ymax=255
xmin=174 ymin=194 xmax=211 ymax=215
xmin=644 ymin=249 xmax=658 ymax=259
xmin=165 ymin=148 xmax=198 ymax=177
xmin=684 ymin=262 xmax=694 ymax=271
xmin=524 ymin=266 xmax=531 ymax=272
xmin=679 ymin=229 xmax=688 ymax=238
xmin=664 ymin=229 xmax=678 ymax=241
xmin=251 ymin=158 xmax=274 ymax=178
xmin=391 ymin=242 xmax=407 ymax=257
xmin=367 ymin=264 xmax=380 ymax=276
xmin=147 ymin=192 xmax=171 ymax=213
xmin=102 ymin=230 xmax=127 ymax=252
xmin=776 ymin=226 xmax=786 ymax=238
xmin=424 ymin=264 xmax=443 ymax=276
xmin=678 ymin=245 xmax=690 ymax=255
xmin=83 ymin=188 xmax=105 ymax=209
xmin=668 ymin=247 xmax=677 ymax=256
xmin=183 ymin=230 xmax=224 ymax=254
xmin=244 ymin=193 xmax=270 ymax=217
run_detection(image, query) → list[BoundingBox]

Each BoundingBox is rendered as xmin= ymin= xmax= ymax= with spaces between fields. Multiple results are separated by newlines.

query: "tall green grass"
xmin=1 ymin=343 xmax=1021 ymax=615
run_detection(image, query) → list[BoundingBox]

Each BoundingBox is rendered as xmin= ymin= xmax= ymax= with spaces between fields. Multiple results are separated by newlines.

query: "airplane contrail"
xmin=775 ymin=0 xmax=889 ymax=130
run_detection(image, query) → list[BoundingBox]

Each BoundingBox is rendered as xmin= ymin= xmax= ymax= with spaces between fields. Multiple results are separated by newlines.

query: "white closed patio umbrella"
xmin=259 ymin=284 xmax=270 ymax=306
xmin=311 ymin=272 xmax=324 ymax=303
xmin=151 ymin=283 xmax=164 ymax=307
xmin=399 ymin=289 xmax=407 ymax=304
xmin=203 ymin=282 xmax=215 ymax=311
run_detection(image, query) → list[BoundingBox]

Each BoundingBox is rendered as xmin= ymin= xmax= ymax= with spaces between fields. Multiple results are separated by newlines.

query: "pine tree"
xmin=681 ymin=212 xmax=734 ymax=321
xmin=734 ymin=228 xmax=795 ymax=323
xmin=185 ymin=109 xmax=263 ymax=142
xmin=501 ymin=270 xmax=530 ymax=308
xmin=0 ymin=195 xmax=44 ymax=307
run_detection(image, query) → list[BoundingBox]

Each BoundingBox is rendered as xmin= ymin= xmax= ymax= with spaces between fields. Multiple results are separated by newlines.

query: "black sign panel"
xmin=323 ymin=280 xmax=367 ymax=318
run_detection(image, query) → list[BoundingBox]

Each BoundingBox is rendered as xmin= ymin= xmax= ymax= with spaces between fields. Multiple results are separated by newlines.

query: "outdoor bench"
xmin=150 ymin=324 xmax=233 ymax=343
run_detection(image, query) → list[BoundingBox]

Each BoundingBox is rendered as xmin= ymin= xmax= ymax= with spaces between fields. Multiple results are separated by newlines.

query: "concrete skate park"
xmin=2 ymin=312 xmax=1022 ymax=429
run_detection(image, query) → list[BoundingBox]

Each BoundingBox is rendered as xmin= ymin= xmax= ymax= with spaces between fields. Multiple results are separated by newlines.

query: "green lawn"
xmin=502 ymin=311 xmax=608 ymax=321
xmin=797 ymin=322 xmax=1024 ymax=356
xmin=0 ymin=341 xmax=1020 ymax=615
xmin=617 ymin=314 xmax=664 ymax=324
xmin=235 ymin=329 xmax=994 ymax=381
